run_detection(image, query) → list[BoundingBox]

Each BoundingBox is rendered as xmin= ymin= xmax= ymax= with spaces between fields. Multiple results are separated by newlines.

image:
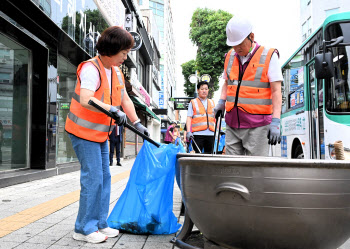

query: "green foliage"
xmin=181 ymin=60 xmax=196 ymax=97
xmin=182 ymin=8 xmax=232 ymax=98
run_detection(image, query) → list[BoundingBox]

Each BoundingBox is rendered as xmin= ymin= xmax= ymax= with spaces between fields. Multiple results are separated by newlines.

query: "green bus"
xmin=280 ymin=11 xmax=350 ymax=159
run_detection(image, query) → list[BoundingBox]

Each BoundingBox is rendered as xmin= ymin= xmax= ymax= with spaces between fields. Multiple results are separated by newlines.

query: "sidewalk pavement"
xmin=0 ymin=158 xmax=182 ymax=249
xmin=2 ymin=157 xmax=350 ymax=249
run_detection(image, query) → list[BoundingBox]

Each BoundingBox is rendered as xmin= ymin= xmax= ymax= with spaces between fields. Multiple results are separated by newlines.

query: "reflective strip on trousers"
xmin=68 ymin=112 xmax=110 ymax=132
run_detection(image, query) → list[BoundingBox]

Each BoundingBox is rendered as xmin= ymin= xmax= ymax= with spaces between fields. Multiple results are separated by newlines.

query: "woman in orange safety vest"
xmin=186 ymin=81 xmax=216 ymax=154
xmin=65 ymin=26 xmax=149 ymax=244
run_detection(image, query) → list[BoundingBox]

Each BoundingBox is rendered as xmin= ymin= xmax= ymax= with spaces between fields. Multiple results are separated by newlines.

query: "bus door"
xmin=306 ymin=62 xmax=320 ymax=159
xmin=307 ymin=62 xmax=324 ymax=159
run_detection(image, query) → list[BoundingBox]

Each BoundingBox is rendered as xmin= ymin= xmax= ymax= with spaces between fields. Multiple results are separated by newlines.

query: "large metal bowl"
xmin=176 ymin=153 xmax=350 ymax=249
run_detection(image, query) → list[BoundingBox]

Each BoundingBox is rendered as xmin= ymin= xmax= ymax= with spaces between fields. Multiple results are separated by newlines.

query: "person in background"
xmin=164 ymin=122 xmax=176 ymax=144
xmin=65 ymin=26 xmax=149 ymax=244
xmin=186 ymin=81 xmax=216 ymax=153
xmin=0 ymin=120 xmax=3 ymax=163
xmin=109 ymin=124 xmax=123 ymax=166
xmin=214 ymin=15 xmax=282 ymax=156
xmin=183 ymin=124 xmax=192 ymax=153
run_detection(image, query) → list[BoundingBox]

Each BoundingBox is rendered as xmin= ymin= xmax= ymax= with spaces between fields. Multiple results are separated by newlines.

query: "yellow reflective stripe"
xmin=68 ymin=112 xmax=110 ymax=132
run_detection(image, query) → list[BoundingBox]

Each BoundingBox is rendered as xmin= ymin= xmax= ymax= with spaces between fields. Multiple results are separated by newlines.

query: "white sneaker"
xmin=73 ymin=231 xmax=108 ymax=243
xmin=99 ymin=227 xmax=119 ymax=238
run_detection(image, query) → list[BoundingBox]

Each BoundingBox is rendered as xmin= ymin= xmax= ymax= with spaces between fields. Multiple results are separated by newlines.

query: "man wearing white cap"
xmin=214 ymin=15 xmax=282 ymax=156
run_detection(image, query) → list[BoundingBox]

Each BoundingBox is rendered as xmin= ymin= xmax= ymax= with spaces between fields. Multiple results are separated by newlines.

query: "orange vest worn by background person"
xmin=65 ymin=56 xmax=125 ymax=142
xmin=191 ymin=98 xmax=215 ymax=132
xmin=224 ymin=46 xmax=275 ymax=114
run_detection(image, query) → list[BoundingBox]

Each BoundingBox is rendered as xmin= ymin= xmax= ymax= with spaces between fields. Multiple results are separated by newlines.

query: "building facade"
xmin=137 ymin=0 xmax=177 ymax=141
xmin=0 ymin=0 xmax=160 ymax=187
xmin=300 ymin=0 xmax=350 ymax=41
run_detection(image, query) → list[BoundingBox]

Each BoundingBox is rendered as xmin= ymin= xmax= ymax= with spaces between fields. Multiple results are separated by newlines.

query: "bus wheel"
xmin=294 ymin=145 xmax=304 ymax=159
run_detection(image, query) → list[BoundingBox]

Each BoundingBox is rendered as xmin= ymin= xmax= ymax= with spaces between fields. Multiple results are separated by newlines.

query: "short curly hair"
xmin=96 ymin=26 xmax=134 ymax=56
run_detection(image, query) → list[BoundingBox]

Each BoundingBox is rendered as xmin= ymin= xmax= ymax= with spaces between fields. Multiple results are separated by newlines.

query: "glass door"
xmin=0 ymin=33 xmax=31 ymax=170
xmin=307 ymin=63 xmax=320 ymax=159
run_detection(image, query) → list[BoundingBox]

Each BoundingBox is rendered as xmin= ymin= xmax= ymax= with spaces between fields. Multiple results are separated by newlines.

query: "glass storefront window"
xmin=56 ymin=55 xmax=78 ymax=164
xmin=0 ymin=33 xmax=30 ymax=170
xmin=31 ymin=0 xmax=108 ymax=57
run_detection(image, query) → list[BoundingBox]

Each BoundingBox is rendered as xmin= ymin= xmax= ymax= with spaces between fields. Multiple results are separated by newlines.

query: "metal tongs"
xmin=212 ymin=110 xmax=224 ymax=155
xmin=88 ymin=100 xmax=160 ymax=148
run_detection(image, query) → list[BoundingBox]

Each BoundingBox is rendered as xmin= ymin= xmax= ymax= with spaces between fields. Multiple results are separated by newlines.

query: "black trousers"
xmin=109 ymin=136 xmax=121 ymax=163
xmin=192 ymin=135 xmax=214 ymax=154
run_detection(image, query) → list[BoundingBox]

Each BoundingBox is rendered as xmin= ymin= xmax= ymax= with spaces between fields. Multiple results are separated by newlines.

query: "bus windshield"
xmin=325 ymin=22 xmax=350 ymax=113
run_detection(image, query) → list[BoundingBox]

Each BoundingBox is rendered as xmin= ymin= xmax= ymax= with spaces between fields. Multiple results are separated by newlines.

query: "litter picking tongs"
xmin=190 ymin=137 xmax=201 ymax=153
xmin=88 ymin=100 xmax=161 ymax=148
xmin=212 ymin=110 xmax=224 ymax=155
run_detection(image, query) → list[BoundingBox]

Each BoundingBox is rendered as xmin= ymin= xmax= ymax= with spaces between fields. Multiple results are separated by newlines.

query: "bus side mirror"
xmin=315 ymin=52 xmax=334 ymax=79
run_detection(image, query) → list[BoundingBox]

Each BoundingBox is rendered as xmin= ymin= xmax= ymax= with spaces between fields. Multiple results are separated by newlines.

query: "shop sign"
xmin=129 ymin=31 xmax=142 ymax=51
xmin=60 ymin=103 xmax=70 ymax=110
xmin=139 ymin=86 xmax=151 ymax=106
xmin=161 ymin=120 xmax=168 ymax=129
xmin=125 ymin=13 xmax=133 ymax=31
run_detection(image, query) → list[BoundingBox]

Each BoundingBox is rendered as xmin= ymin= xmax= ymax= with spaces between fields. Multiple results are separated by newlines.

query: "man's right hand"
xmin=110 ymin=106 xmax=127 ymax=125
xmin=186 ymin=131 xmax=194 ymax=141
xmin=214 ymin=99 xmax=226 ymax=119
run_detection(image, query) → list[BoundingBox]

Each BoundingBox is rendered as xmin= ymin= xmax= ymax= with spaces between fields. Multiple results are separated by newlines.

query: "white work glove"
xmin=214 ymin=99 xmax=226 ymax=119
xmin=186 ymin=131 xmax=194 ymax=141
xmin=267 ymin=118 xmax=281 ymax=145
xmin=134 ymin=122 xmax=149 ymax=137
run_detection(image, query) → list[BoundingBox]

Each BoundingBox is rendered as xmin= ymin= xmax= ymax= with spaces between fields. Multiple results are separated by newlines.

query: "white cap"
xmin=226 ymin=15 xmax=253 ymax=46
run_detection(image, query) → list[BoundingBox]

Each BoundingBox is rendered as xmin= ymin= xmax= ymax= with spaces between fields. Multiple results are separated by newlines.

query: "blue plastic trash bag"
xmin=107 ymin=141 xmax=185 ymax=234
xmin=218 ymin=134 xmax=225 ymax=151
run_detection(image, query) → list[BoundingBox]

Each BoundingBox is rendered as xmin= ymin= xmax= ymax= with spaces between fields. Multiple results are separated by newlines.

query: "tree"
xmin=182 ymin=8 xmax=232 ymax=98
xmin=181 ymin=60 xmax=196 ymax=97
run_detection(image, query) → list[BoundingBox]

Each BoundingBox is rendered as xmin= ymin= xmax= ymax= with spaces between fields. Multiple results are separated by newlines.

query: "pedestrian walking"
xmin=214 ymin=15 xmax=282 ymax=156
xmin=164 ymin=121 xmax=176 ymax=144
xmin=109 ymin=124 xmax=123 ymax=166
xmin=65 ymin=26 xmax=149 ymax=244
xmin=186 ymin=81 xmax=215 ymax=153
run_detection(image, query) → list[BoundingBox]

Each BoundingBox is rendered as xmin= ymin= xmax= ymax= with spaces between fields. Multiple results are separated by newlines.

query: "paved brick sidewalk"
xmin=0 ymin=158 xmax=182 ymax=249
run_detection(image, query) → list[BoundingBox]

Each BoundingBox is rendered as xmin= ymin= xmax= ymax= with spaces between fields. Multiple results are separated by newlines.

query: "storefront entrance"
xmin=0 ymin=33 xmax=31 ymax=171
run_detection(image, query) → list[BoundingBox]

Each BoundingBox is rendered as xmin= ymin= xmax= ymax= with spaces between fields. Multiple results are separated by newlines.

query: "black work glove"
xmin=110 ymin=106 xmax=127 ymax=126
xmin=134 ymin=122 xmax=149 ymax=137
xmin=267 ymin=118 xmax=281 ymax=145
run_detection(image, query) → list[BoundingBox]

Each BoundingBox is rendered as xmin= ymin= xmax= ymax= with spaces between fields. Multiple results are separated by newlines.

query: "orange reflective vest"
xmin=191 ymin=98 xmax=215 ymax=132
xmin=224 ymin=46 xmax=275 ymax=114
xmin=65 ymin=56 xmax=125 ymax=142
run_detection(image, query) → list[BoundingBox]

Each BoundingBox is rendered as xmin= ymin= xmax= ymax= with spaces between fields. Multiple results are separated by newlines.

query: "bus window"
xmin=282 ymin=51 xmax=306 ymax=112
xmin=325 ymin=22 xmax=350 ymax=113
